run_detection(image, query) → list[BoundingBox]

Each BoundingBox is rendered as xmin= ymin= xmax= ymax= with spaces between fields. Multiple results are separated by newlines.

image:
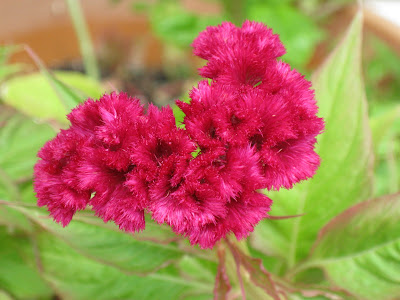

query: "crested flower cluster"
xmin=34 ymin=21 xmax=324 ymax=249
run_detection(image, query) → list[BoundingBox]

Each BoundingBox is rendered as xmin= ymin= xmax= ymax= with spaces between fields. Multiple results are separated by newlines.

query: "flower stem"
xmin=66 ymin=0 xmax=100 ymax=80
xmin=223 ymin=236 xmax=276 ymax=300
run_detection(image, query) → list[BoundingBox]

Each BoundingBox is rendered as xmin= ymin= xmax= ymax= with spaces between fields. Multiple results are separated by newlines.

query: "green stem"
xmin=66 ymin=0 xmax=100 ymax=80
xmin=224 ymin=237 xmax=275 ymax=300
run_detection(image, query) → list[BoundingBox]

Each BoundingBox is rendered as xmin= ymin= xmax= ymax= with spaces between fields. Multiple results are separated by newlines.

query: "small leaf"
xmin=306 ymin=192 xmax=400 ymax=299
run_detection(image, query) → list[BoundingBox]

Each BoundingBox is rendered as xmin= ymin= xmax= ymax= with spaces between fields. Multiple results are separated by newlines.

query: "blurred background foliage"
xmin=0 ymin=0 xmax=400 ymax=299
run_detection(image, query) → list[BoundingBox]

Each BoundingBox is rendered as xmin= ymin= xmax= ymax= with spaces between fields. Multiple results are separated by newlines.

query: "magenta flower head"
xmin=35 ymin=92 xmax=149 ymax=231
xmin=34 ymin=20 xmax=324 ymax=249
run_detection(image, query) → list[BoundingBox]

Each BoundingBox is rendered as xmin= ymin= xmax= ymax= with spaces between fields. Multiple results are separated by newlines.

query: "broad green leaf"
xmin=179 ymin=256 xmax=218 ymax=299
xmin=0 ymin=108 xmax=52 ymax=231
xmin=37 ymin=232 xmax=212 ymax=300
xmin=306 ymin=193 xmax=400 ymax=299
xmin=0 ymin=106 xmax=55 ymax=180
xmin=1 ymin=71 xmax=104 ymax=123
xmin=179 ymin=255 xmax=217 ymax=284
xmin=0 ymin=227 xmax=52 ymax=299
xmin=13 ymin=206 xmax=185 ymax=275
xmin=0 ymin=181 xmax=32 ymax=232
xmin=250 ymin=12 xmax=373 ymax=268
xmin=0 ymin=117 xmax=39 ymax=232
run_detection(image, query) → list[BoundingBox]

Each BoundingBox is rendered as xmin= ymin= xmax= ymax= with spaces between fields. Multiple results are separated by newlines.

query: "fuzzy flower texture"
xmin=34 ymin=21 xmax=324 ymax=249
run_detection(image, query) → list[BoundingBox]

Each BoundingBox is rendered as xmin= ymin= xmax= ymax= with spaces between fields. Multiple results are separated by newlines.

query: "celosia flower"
xmin=192 ymin=21 xmax=285 ymax=84
xmin=129 ymin=104 xmax=196 ymax=181
xmin=35 ymin=93 xmax=148 ymax=232
xmin=34 ymin=20 xmax=324 ymax=249
xmin=34 ymin=130 xmax=91 ymax=226
xmin=171 ymin=21 xmax=323 ymax=247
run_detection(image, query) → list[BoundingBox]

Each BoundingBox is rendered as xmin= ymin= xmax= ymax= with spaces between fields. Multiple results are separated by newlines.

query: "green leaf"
xmin=13 ymin=206 xmax=185 ymax=275
xmin=227 ymin=240 xmax=281 ymax=300
xmin=0 ymin=227 xmax=52 ymax=299
xmin=250 ymin=12 xmax=373 ymax=268
xmin=1 ymin=71 xmax=104 ymax=123
xmin=0 ymin=184 xmax=32 ymax=232
xmin=0 ymin=127 xmax=36 ymax=232
xmin=37 ymin=232 xmax=212 ymax=300
xmin=0 ymin=106 xmax=55 ymax=181
xmin=306 ymin=193 xmax=400 ymax=299
xmin=179 ymin=255 xmax=217 ymax=284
